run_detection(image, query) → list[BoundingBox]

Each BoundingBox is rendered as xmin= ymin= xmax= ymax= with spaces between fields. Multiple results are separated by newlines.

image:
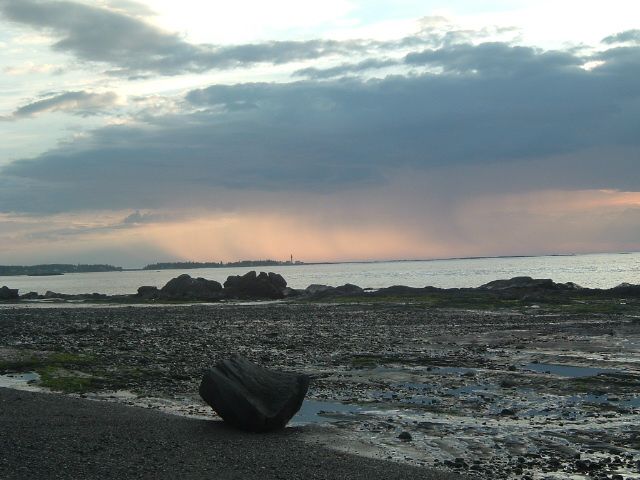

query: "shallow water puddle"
xmin=292 ymin=399 xmax=375 ymax=425
xmin=574 ymin=393 xmax=640 ymax=408
xmin=0 ymin=371 xmax=40 ymax=390
xmin=524 ymin=363 xmax=618 ymax=377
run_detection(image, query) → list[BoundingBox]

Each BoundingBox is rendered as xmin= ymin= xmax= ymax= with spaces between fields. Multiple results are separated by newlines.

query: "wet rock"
xmin=610 ymin=282 xmax=640 ymax=296
xmin=160 ymin=274 xmax=223 ymax=301
xmin=0 ymin=286 xmax=19 ymax=300
xmin=305 ymin=284 xmax=335 ymax=295
xmin=398 ymin=431 xmax=412 ymax=441
xmin=480 ymin=276 xmax=578 ymax=291
xmin=199 ymin=355 xmax=309 ymax=432
xmin=136 ymin=286 xmax=160 ymax=299
xmin=44 ymin=291 xmax=69 ymax=299
xmin=19 ymin=291 xmax=39 ymax=300
xmin=373 ymin=285 xmax=441 ymax=296
xmin=305 ymin=283 xmax=364 ymax=297
xmin=575 ymin=459 xmax=598 ymax=472
xmin=335 ymin=284 xmax=364 ymax=295
xmin=267 ymin=272 xmax=287 ymax=289
xmin=223 ymin=271 xmax=286 ymax=299
xmin=281 ymin=287 xmax=302 ymax=298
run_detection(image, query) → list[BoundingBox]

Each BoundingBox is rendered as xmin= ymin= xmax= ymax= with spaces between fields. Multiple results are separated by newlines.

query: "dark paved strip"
xmin=0 ymin=388 xmax=465 ymax=480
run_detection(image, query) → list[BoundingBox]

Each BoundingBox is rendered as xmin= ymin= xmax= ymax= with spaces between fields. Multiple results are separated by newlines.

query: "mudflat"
xmin=0 ymin=302 xmax=639 ymax=479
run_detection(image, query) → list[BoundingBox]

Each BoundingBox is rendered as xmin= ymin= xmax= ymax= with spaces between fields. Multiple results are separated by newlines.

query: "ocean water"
xmin=1 ymin=252 xmax=639 ymax=296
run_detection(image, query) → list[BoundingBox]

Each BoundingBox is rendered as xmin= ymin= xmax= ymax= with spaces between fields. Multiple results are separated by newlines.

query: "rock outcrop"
xmin=305 ymin=283 xmax=364 ymax=297
xmin=136 ymin=286 xmax=160 ymax=299
xmin=159 ymin=274 xmax=223 ymax=301
xmin=373 ymin=285 xmax=441 ymax=296
xmin=223 ymin=271 xmax=287 ymax=299
xmin=479 ymin=277 xmax=581 ymax=291
xmin=199 ymin=355 xmax=310 ymax=432
xmin=0 ymin=286 xmax=19 ymax=300
xmin=334 ymin=283 xmax=364 ymax=295
xmin=305 ymin=284 xmax=334 ymax=295
xmin=610 ymin=283 xmax=640 ymax=296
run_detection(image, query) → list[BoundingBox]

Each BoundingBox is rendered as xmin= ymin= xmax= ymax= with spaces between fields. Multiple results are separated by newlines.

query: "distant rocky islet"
xmin=1 ymin=271 xmax=640 ymax=303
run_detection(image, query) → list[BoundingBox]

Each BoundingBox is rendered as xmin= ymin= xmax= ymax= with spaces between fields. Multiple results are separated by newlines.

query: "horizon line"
xmin=1 ymin=250 xmax=638 ymax=271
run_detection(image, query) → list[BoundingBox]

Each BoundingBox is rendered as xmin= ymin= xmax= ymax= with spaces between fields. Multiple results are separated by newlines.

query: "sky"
xmin=0 ymin=0 xmax=639 ymax=267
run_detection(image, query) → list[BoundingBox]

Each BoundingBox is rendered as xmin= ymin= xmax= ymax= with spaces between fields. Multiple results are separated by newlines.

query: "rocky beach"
xmin=1 ymin=273 xmax=640 ymax=479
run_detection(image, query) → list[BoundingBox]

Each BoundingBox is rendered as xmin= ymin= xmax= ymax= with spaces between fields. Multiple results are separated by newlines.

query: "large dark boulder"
xmin=372 ymin=285 xmax=438 ymax=297
xmin=20 ymin=291 xmax=39 ymax=300
xmin=160 ymin=274 xmax=223 ymax=300
xmin=199 ymin=355 xmax=310 ymax=432
xmin=223 ymin=271 xmax=287 ymax=299
xmin=305 ymin=284 xmax=335 ymax=295
xmin=267 ymin=272 xmax=287 ymax=289
xmin=0 ymin=286 xmax=19 ymax=300
xmin=479 ymin=277 xmax=579 ymax=291
xmin=609 ymin=283 xmax=640 ymax=296
xmin=304 ymin=283 xmax=364 ymax=298
xmin=334 ymin=283 xmax=364 ymax=295
xmin=44 ymin=291 xmax=70 ymax=299
xmin=136 ymin=286 xmax=160 ymax=299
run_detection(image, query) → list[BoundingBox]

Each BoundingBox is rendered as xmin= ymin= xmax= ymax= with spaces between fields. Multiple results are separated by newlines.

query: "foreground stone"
xmin=199 ymin=355 xmax=310 ymax=432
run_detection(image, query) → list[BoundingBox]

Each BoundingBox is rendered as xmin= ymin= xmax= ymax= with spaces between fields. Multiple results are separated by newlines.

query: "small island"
xmin=0 ymin=264 xmax=123 ymax=277
xmin=142 ymin=259 xmax=304 ymax=270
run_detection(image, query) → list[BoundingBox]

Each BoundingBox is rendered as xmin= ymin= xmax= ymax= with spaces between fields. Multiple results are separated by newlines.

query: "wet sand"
xmin=0 ymin=387 xmax=462 ymax=480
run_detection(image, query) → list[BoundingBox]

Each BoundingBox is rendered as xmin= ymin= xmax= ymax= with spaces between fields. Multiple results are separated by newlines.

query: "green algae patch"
xmin=350 ymin=354 xmax=384 ymax=369
xmin=0 ymin=351 xmax=95 ymax=373
xmin=37 ymin=366 xmax=102 ymax=393
xmin=569 ymin=373 xmax=640 ymax=394
xmin=0 ymin=351 xmax=101 ymax=393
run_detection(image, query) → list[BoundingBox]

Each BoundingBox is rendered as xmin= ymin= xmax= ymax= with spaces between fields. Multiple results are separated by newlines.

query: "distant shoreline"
xmin=0 ymin=252 xmax=639 ymax=277
xmin=1 ymin=251 xmax=637 ymax=276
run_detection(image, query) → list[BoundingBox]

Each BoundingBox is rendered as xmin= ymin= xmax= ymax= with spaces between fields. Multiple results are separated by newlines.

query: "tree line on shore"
xmin=0 ymin=260 xmax=305 ymax=277
xmin=142 ymin=260 xmax=303 ymax=270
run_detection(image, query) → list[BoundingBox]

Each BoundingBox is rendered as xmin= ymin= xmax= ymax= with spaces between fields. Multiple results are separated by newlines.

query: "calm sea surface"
xmin=1 ymin=253 xmax=639 ymax=296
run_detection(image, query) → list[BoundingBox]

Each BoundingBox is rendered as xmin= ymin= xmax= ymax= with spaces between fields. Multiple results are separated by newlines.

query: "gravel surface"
xmin=0 ymin=387 xmax=461 ymax=480
xmin=1 ymin=303 xmax=639 ymax=478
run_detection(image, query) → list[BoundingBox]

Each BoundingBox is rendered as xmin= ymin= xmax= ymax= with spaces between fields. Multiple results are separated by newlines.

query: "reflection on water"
xmin=0 ymin=371 xmax=40 ymax=390
xmin=1 ymin=251 xmax=639 ymax=295
xmin=292 ymin=399 xmax=371 ymax=425
xmin=524 ymin=363 xmax=619 ymax=378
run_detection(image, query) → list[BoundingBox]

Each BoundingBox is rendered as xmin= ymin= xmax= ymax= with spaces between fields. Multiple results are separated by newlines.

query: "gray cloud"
xmin=0 ymin=40 xmax=638 ymax=214
xmin=122 ymin=210 xmax=177 ymax=224
xmin=294 ymin=42 xmax=581 ymax=80
xmin=294 ymin=58 xmax=400 ymax=80
xmin=102 ymin=0 xmax=155 ymax=17
xmin=0 ymin=1 xmax=513 ymax=77
xmin=602 ymin=29 xmax=640 ymax=45
xmin=405 ymin=42 xmax=582 ymax=75
xmin=0 ymin=0 xmax=377 ymax=75
xmin=10 ymin=91 xmax=118 ymax=118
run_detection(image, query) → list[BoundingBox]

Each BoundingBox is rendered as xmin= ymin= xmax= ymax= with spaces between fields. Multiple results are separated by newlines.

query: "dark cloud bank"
xmin=1 ymin=35 xmax=638 ymax=214
xmin=0 ymin=0 xmax=638 ymax=215
xmin=9 ymin=91 xmax=118 ymax=119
